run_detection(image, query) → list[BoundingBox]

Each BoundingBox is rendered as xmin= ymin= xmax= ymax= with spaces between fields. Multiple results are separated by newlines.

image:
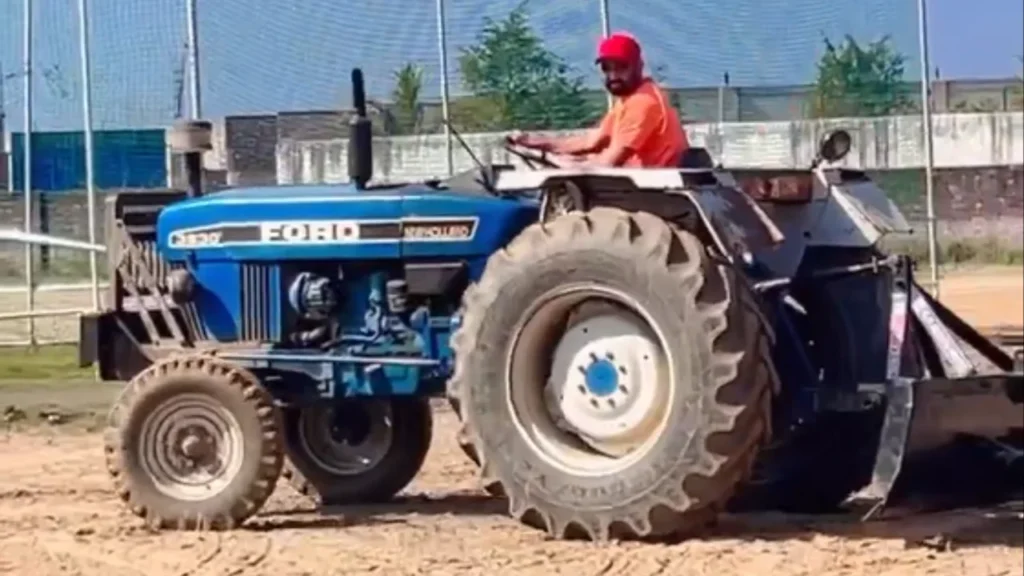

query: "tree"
xmin=454 ymin=2 xmax=598 ymax=131
xmin=391 ymin=63 xmax=424 ymax=135
xmin=810 ymin=35 xmax=913 ymax=118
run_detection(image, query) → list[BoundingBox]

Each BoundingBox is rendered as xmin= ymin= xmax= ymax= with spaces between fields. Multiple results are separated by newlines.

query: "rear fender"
xmin=805 ymin=170 xmax=913 ymax=249
xmin=533 ymin=171 xmax=784 ymax=265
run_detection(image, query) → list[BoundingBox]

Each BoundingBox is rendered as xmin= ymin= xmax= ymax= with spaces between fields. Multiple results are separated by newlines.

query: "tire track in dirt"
xmin=0 ymin=411 xmax=1020 ymax=576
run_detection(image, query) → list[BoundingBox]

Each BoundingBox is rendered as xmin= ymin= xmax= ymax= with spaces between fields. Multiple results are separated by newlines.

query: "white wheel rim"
xmin=137 ymin=393 xmax=245 ymax=502
xmin=297 ymin=402 xmax=393 ymax=476
xmin=505 ymin=284 xmax=675 ymax=477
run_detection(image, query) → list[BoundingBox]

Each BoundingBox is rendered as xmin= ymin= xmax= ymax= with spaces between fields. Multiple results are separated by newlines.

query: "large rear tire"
xmin=448 ymin=208 xmax=777 ymax=541
xmin=103 ymin=355 xmax=284 ymax=530
xmin=281 ymin=398 xmax=433 ymax=505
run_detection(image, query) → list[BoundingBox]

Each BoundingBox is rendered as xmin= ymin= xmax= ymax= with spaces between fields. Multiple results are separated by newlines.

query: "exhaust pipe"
xmin=167 ymin=119 xmax=213 ymax=198
xmin=348 ymin=68 xmax=373 ymax=189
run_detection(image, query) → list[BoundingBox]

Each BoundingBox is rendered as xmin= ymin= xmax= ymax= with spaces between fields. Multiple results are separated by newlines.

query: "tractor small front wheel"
xmin=104 ymin=355 xmax=284 ymax=530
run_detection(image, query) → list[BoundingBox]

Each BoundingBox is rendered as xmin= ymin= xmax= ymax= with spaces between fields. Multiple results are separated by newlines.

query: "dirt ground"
xmin=929 ymin=267 xmax=1023 ymax=331
xmin=0 ymin=267 xmax=1021 ymax=576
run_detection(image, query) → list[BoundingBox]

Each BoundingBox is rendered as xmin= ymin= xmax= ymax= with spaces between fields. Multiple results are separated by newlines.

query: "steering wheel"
xmin=503 ymin=138 xmax=560 ymax=170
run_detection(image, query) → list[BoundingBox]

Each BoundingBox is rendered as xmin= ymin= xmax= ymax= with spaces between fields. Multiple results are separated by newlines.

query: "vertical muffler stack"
xmin=348 ymin=68 xmax=373 ymax=190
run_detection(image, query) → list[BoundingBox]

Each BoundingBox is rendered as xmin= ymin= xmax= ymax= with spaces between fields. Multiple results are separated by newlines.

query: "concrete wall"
xmin=276 ymin=112 xmax=1024 ymax=185
xmin=2 ymin=111 xmax=1021 ymax=283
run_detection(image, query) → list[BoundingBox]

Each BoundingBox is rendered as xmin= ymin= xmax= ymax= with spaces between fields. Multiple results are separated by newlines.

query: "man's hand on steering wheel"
xmin=503 ymin=134 xmax=559 ymax=170
xmin=505 ymin=131 xmax=551 ymax=152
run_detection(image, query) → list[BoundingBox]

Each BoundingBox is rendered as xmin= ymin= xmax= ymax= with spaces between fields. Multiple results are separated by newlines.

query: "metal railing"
xmin=0 ymin=227 xmax=105 ymax=346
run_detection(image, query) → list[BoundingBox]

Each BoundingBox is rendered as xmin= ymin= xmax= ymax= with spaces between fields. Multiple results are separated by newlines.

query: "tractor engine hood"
xmin=155 ymin=182 xmax=539 ymax=262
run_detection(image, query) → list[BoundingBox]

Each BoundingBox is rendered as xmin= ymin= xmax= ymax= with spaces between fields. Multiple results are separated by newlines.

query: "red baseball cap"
xmin=596 ymin=32 xmax=642 ymax=64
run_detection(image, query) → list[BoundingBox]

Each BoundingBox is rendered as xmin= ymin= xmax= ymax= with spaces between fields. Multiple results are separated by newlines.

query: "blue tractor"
xmin=79 ymin=69 xmax=1022 ymax=541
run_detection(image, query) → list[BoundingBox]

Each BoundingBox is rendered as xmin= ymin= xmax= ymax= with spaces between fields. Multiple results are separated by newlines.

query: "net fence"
xmin=0 ymin=0 xmax=1021 ymax=292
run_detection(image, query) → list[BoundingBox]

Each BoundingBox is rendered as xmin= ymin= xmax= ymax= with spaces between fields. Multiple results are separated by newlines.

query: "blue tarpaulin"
xmin=8 ymin=129 xmax=167 ymax=193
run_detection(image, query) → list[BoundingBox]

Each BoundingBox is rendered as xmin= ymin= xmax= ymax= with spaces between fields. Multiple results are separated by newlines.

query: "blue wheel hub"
xmin=583 ymin=359 xmax=619 ymax=397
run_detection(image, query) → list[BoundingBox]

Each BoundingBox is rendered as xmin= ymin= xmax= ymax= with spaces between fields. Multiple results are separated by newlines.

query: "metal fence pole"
xmin=599 ymin=0 xmax=611 ymax=109
xmin=185 ymin=0 xmax=202 ymax=118
xmin=917 ymin=0 xmax=940 ymax=298
xmin=435 ymin=0 xmax=453 ymax=176
xmin=717 ymin=73 xmax=727 ymax=124
xmin=1 ymin=63 xmax=13 ymax=195
xmin=76 ymin=0 xmax=100 ymax=312
xmin=22 ymin=0 xmax=35 ymax=344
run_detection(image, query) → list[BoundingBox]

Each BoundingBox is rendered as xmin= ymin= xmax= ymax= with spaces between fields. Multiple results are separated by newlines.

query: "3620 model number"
xmin=169 ymin=230 xmax=223 ymax=247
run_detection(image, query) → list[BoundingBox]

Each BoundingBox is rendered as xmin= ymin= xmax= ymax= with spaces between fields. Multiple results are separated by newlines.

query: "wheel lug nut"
xmin=619 ymin=385 xmax=628 ymax=394
xmin=578 ymin=384 xmax=587 ymax=394
xmin=590 ymin=399 xmax=599 ymax=409
xmin=606 ymin=352 xmax=615 ymax=360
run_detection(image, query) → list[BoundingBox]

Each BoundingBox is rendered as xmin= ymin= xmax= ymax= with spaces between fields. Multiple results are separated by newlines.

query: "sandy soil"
xmin=931 ymin=267 xmax=1023 ymax=331
xmin=0 ymin=268 xmax=1020 ymax=576
xmin=0 ymin=409 xmax=1021 ymax=576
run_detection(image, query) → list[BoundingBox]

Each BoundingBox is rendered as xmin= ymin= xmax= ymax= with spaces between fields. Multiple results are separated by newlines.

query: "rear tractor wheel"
xmin=103 ymin=355 xmax=284 ymax=530
xmin=282 ymin=397 xmax=433 ymax=505
xmin=448 ymin=208 xmax=777 ymax=541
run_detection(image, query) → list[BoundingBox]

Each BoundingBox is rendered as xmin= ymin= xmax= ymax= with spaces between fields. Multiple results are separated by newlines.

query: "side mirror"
xmin=818 ymin=129 xmax=852 ymax=163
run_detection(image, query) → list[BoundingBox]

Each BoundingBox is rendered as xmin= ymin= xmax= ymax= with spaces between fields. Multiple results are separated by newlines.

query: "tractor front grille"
xmin=240 ymin=263 xmax=277 ymax=342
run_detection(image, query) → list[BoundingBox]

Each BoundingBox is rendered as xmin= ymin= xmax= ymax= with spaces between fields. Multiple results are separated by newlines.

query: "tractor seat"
xmin=678 ymin=147 xmax=718 ymax=186
xmin=678 ymin=147 xmax=716 ymax=169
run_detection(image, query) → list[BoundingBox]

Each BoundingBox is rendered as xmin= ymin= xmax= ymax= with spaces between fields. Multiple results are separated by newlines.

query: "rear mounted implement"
xmin=857 ymin=257 xmax=1023 ymax=516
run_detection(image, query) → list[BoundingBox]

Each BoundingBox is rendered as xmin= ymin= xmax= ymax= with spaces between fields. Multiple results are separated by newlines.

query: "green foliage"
xmin=391 ymin=63 xmax=424 ymax=135
xmin=880 ymin=236 xmax=1024 ymax=268
xmin=454 ymin=2 xmax=598 ymax=131
xmin=810 ymin=35 xmax=913 ymax=118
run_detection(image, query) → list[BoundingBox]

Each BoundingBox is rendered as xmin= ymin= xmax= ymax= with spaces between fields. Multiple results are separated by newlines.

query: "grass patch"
xmin=880 ymin=235 xmax=1024 ymax=268
xmin=0 ymin=251 xmax=110 ymax=284
xmin=0 ymin=345 xmax=95 ymax=383
xmin=0 ymin=346 xmax=115 ymax=431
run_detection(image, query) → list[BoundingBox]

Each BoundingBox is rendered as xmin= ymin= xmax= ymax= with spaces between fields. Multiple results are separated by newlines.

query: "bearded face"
xmin=600 ymin=59 xmax=641 ymax=96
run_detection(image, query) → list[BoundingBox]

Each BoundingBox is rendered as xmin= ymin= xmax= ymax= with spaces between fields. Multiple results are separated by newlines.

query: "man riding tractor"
xmin=508 ymin=32 xmax=690 ymax=168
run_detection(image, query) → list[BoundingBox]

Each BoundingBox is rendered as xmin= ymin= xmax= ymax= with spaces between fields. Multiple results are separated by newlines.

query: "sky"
xmin=0 ymin=0 xmax=1021 ymax=131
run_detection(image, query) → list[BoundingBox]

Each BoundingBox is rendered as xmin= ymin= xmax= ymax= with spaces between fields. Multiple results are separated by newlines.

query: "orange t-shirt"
xmin=596 ymin=79 xmax=689 ymax=167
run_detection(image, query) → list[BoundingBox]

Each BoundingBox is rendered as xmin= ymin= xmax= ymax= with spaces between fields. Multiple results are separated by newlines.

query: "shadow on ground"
xmin=250 ymin=492 xmax=505 ymax=532
xmin=714 ymin=502 xmax=1024 ymax=550
xmin=250 ymin=490 xmax=1022 ymax=549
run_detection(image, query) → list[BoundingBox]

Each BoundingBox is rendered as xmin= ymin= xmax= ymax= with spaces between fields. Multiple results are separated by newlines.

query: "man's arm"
xmin=545 ymin=128 xmax=610 ymax=155
xmin=512 ymin=111 xmax=614 ymax=155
